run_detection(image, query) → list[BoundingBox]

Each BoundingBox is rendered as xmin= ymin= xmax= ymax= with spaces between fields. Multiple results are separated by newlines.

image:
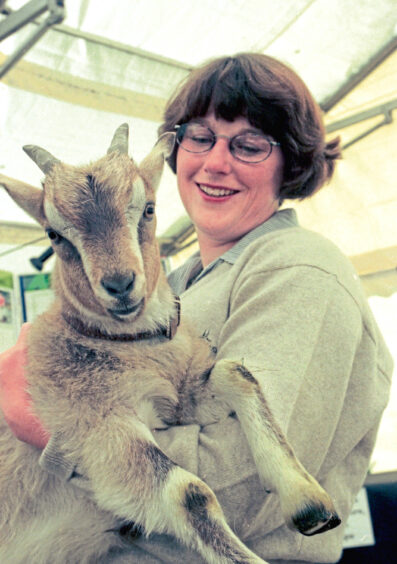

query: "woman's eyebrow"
xmin=238 ymin=127 xmax=265 ymax=135
xmin=188 ymin=118 xmax=267 ymax=137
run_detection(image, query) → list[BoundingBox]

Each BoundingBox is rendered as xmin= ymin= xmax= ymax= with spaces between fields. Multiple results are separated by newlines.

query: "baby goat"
xmin=0 ymin=124 xmax=340 ymax=564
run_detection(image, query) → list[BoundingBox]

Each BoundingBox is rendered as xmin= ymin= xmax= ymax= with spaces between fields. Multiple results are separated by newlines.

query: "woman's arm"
xmin=0 ymin=323 xmax=50 ymax=449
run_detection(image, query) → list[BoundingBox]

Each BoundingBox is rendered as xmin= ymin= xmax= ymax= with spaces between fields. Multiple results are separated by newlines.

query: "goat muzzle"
xmin=101 ymin=272 xmax=135 ymax=298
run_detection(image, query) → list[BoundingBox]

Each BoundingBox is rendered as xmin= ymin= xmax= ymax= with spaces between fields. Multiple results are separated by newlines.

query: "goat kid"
xmin=0 ymin=124 xmax=340 ymax=564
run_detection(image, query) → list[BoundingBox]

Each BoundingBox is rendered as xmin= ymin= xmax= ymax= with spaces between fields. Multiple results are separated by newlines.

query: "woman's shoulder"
xmin=233 ymin=225 xmax=364 ymax=302
xmin=239 ymin=225 xmax=354 ymax=273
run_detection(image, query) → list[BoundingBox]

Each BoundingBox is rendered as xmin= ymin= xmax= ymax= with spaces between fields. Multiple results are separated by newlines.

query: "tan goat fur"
xmin=0 ymin=125 xmax=340 ymax=564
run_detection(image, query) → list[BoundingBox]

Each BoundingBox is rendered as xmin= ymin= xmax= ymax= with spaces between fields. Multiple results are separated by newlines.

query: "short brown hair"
xmin=159 ymin=53 xmax=341 ymax=201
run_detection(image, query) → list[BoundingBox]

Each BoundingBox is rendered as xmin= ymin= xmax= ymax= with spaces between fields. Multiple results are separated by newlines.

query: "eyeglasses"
xmin=175 ymin=122 xmax=280 ymax=163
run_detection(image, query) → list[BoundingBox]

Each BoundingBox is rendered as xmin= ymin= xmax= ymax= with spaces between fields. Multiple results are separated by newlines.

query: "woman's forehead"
xmin=191 ymin=113 xmax=262 ymax=134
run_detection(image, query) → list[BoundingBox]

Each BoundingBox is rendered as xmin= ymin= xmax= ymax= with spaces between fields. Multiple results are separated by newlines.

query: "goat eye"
xmin=143 ymin=202 xmax=155 ymax=220
xmin=46 ymin=228 xmax=63 ymax=244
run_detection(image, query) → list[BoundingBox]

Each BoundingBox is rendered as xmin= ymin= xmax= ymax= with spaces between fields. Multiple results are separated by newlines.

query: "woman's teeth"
xmin=198 ymin=184 xmax=236 ymax=197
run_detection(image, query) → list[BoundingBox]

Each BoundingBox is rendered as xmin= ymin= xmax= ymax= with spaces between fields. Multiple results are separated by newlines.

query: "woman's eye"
xmin=191 ymin=135 xmax=212 ymax=145
xmin=241 ymin=145 xmax=261 ymax=154
xmin=46 ymin=229 xmax=63 ymax=244
xmin=234 ymin=140 xmax=261 ymax=154
xmin=143 ymin=202 xmax=155 ymax=220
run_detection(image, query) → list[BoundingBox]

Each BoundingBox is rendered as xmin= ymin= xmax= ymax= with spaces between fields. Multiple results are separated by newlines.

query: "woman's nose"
xmin=203 ymin=138 xmax=232 ymax=174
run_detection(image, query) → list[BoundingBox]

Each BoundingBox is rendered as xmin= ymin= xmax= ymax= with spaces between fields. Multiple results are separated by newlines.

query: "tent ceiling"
xmin=0 ymin=0 xmax=396 ymax=271
xmin=2 ymin=0 xmax=397 ymax=110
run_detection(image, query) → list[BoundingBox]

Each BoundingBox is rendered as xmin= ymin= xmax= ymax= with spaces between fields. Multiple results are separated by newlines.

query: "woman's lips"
xmin=197 ymin=183 xmax=238 ymax=198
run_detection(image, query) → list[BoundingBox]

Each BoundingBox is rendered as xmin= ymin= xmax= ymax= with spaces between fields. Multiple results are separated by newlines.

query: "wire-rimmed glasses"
xmin=175 ymin=122 xmax=280 ymax=163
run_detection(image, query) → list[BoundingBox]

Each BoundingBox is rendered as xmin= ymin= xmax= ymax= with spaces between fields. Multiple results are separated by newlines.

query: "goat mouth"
xmin=108 ymin=299 xmax=144 ymax=319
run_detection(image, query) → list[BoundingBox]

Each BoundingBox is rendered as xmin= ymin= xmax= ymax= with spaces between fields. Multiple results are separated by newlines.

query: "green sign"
xmin=20 ymin=273 xmax=52 ymax=292
xmin=0 ymin=270 xmax=13 ymax=289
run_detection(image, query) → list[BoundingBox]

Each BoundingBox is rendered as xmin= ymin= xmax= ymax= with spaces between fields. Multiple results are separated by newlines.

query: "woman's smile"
xmin=196 ymin=182 xmax=239 ymax=199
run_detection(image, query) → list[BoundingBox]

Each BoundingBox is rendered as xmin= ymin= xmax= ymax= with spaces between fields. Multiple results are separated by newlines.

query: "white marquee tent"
xmin=0 ymin=0 xmax=396 ymax=264
xmin=0 ymin=0 xmax=396 ymax=469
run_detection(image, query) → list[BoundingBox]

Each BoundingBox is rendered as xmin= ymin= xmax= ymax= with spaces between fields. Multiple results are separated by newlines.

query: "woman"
xmin=0 ymin=53 xmax=393 ymax=563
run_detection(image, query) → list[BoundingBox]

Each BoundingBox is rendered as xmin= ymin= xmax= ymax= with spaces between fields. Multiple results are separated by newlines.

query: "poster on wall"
xmin=0 ymin=270 xmax=55 ymax=352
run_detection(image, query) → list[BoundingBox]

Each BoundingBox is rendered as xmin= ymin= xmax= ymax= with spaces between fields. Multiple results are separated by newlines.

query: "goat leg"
xmin=206 ymin=360 xmax=341 ymax=536
xmin=83 ymin=416 xmax=267 ymax=564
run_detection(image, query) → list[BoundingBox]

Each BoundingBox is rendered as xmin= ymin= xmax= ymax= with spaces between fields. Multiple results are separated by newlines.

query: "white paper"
xmin=23 ymin=288 xmax=54 ymax=322
xmin=0 ymin=287 xmax=18 ymax=352
xmin=343 ymin=487 xmax=375 ymax=549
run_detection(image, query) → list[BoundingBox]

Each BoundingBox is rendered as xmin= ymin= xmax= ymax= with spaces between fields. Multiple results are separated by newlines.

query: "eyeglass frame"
xmin=174 ymin=122 xmax=280 ymax=164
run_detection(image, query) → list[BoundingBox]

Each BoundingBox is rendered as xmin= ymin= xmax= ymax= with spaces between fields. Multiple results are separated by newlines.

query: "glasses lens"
xmin=177 ymin=124 xmax=214 ymax=153
xmin=231 ymin=133 xmax=272 ymax=162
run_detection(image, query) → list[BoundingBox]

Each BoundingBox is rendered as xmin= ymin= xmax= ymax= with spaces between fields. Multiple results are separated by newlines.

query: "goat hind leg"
xmin=89 ymin=424 xmax=266 ymax=564
xmin=158 ymin=464 xmax=268 ymax=563
xmin=208 ymin=360 xmax=341 ymax=536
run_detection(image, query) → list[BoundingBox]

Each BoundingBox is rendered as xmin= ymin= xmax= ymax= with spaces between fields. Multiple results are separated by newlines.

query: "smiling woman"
xmin=160 ymin=53 xmax=341 ymax=198
xmin=159 ymin=53 xmax=341 ymax=266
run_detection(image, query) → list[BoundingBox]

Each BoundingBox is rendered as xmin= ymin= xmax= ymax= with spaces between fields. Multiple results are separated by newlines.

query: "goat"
xmin=0 ymin=124 xmax=340 ymax=564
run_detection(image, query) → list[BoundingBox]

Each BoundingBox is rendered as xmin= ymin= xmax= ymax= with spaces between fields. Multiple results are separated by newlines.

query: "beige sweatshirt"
xmin=41 ymin=209 xmax=393 ymax=563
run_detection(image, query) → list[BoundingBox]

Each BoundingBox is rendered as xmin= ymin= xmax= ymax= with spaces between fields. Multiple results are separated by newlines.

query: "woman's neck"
xmin=195 ymin=208 xmax=280 ymax=267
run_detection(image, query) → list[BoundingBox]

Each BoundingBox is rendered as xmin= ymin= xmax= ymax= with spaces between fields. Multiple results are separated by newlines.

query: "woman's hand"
xmin=0 ymin=323 xmax=50 ymax=449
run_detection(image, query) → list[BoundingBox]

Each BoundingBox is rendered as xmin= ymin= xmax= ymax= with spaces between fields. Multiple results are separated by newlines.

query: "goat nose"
xmin=101 ymin=272 xmax=135 ymax=297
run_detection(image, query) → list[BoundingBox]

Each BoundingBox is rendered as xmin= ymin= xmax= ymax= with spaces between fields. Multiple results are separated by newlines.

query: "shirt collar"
xmin=168 ymin=208 xmax=298 ymax=293
xmin=220 ymin=208 xmax=298 ymax=266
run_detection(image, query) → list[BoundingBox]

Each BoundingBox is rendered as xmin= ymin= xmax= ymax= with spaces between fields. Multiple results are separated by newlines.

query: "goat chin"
xmin=59 ymin=272 xmax=177 ymax=338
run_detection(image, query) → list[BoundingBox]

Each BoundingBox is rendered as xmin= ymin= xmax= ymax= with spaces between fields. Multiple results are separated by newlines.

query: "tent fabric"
xmin=3 ymin=0 xmax=396 ymax=103
xmin=0 ymin=0 xmax=396 ymax=263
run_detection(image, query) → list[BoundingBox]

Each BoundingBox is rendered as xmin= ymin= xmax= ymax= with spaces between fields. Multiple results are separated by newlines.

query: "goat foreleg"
xmin=207 ymin=360 xmax=341 ymax=536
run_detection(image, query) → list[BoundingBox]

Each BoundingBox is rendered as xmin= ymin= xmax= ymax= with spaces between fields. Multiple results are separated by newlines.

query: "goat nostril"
xmin=101 ymin=272 xmax=135 ymax=297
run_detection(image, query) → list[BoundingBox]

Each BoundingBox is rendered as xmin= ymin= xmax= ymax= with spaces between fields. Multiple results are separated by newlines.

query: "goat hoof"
xmin=292 ymin=506 xmax=341 ymax=536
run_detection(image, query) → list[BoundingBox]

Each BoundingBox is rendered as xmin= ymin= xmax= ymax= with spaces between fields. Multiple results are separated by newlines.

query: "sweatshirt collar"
xmin=168 ymin=208 xmax=298 ymax=293
xmin=220 ymin=208 xmax=298 ymax=266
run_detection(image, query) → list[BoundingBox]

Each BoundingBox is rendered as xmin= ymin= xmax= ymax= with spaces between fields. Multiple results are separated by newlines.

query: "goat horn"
xmin=23 ymin=145 xmax=61 ymax=175
xmin=107 ymin=123 xmax=129 ymax=154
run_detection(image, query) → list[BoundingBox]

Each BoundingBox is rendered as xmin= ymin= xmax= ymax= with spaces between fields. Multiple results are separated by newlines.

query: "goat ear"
xmin=139 ymin=133 xmax=176 ymax=192
xmin=155 ymin=132 xmax=176 ymax=159
xmin=0 ymin=174 xmax=45 ymax=225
